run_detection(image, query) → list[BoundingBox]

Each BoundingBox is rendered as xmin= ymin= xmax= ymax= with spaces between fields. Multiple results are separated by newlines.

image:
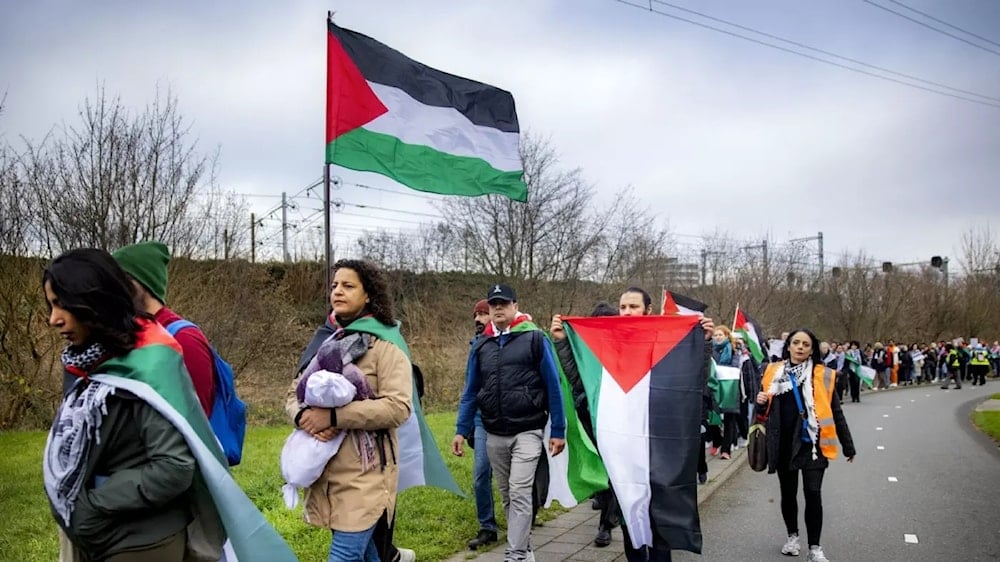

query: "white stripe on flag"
xmin=396 ymin=410 xmax=425 ymax=490
xmin=366 ymin=82 xmax=521 ymax=172
xmin=543 ymin=420 xmax=576 ymax=508
xmin=596 ymin=369 xmax=652 ymax=549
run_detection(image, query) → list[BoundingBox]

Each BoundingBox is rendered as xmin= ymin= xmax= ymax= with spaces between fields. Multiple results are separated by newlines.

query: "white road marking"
xmin=888 ymin=476 xmax=898 ymax=482
xmin=926 ymin=394 xmax=931 ymax=397
xmin=876 ymin=427 xmax=883 ymax=431
xmin=904 ymin=534 xmax=918 ymax=544
xmin=895 ymin=405 xmax=902 ymax=409
xmin=910 ymin=399 xmax=915 ymax=403
xmin=877 ymin=446 xmax=886 ymax=450
xmin=883 ymin=414 xmax=890 ymax=418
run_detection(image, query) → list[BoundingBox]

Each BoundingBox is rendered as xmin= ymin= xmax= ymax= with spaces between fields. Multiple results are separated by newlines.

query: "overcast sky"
xmin=2 ymin=0 xmax=998 ymax=266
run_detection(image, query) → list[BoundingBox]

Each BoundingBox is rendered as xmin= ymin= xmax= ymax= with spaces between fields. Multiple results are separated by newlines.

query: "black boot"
xmin=594 ymin=526 xmax=612 ymax=547
xmin=468 ymin=529 xmax=498 ymax=550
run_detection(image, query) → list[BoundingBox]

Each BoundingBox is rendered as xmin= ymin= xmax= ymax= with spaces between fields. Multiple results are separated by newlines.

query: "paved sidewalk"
xmin=445 ymin=445 xmax=747 ymax=562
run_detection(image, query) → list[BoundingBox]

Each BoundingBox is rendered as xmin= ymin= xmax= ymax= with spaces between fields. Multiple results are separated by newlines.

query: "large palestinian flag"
xmin=563 ymin=315 xmax=705 ymax=553
xmin=326 ymin=20 xmax=527 ymax=201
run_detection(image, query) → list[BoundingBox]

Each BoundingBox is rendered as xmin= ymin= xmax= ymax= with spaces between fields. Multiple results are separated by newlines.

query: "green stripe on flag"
xmin=547 ymin=337 xmax=608 ymax=503
xmin=328 ymin=127 xmax=527 ymax=201
xmin=563 ymin=325 xmax=604 ymax=434
xmin=736 ymin=328 xmax=765 ymax=363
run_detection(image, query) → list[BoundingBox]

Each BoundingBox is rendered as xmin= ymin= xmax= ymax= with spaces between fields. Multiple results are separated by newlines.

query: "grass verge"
xmin=0 ymin=412 xmax=565 ymax=561
xmin=973 ymin=410 xmax=1000 ymax=446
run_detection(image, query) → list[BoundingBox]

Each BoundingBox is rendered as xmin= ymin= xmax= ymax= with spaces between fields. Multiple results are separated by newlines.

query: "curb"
xmin=443 ymin=445 xmax=750 ymax=562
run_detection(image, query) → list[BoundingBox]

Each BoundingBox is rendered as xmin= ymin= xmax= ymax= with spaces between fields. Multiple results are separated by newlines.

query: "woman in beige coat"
xmin=287 ymin=259 xmax=412 ymax=562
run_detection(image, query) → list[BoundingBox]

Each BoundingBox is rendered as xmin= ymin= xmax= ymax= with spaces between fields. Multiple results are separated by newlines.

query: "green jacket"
xmin=58 ymin=384 xmax=197 ymax=561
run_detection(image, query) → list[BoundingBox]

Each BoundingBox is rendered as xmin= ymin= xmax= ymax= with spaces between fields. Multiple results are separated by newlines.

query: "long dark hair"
xmin=43 ymin=248 xmax=142 ymax=356
xmin=333 ymin=259 xmax=395 ymax=326
xmin=782 ymin=328 xmax=823 ymax=365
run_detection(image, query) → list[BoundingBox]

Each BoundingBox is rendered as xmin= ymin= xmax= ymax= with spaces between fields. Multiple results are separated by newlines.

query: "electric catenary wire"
xmin=613 ymin=0 xmax=1000 ymax=108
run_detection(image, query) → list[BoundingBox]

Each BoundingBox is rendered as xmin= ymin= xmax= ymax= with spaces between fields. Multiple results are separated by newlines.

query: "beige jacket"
xmin=285 ymin=336 xmax=412 ymax=532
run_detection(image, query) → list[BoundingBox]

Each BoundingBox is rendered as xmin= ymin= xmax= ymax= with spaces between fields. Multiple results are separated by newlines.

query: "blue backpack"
xmin=166 ymin=319 xmax=247 ymax=466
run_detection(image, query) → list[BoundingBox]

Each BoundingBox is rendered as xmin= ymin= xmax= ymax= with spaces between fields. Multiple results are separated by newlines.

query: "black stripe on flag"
xmin=647 ymin=324 xmax=704 ymax=554
xmin=329 ymin=22 xmax=520 ymax=133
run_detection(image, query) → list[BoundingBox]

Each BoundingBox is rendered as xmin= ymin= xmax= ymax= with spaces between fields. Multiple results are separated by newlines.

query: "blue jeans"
xmin=329 ymin=524 xmax=380 ymax=562
xmin=473 ymin=420 xmax=498 ymax=532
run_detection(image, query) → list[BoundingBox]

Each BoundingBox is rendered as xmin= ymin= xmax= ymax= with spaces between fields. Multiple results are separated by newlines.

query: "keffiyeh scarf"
xmin=767 ymin=359 xmax=821 ymax=459
xmin=44 ymin=343 xmax=115 ymax=526
xmin=303 ymin=330 xmax=378 ymax=472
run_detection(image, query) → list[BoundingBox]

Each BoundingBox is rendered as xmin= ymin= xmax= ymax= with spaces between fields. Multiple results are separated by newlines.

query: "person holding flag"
xmin=43 ymin=249 xmax=296 ymax=562
xmin=568 ymin=286 xmax=716 ymax=561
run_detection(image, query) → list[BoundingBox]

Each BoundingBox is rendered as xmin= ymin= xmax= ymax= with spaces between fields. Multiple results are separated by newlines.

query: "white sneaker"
xmin=806 ymin=545 xmax=829 ymax=562
xmin=397 ymin=547 xmax=416 ymax=562
xmin=781 ymin=534 xmax=800 ymax=556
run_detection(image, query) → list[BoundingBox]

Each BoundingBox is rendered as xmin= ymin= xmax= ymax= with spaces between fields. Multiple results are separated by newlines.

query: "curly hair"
xmin=714 ymin=324 xmax=736 ymax=348
xmin=332 ymin=259 xmax=395 ymax=326
xmin=42 ymin=248 xmax=142 ymax=356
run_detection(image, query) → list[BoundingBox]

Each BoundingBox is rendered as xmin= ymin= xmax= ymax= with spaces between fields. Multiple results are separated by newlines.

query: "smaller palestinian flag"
xmin=844 ymin=353 xmax=876 ymax=388
xmin=713 ymin=361 xmax=741 ymax=413
xmin=661 ymin=290 xmax=708 ymax=316
xmin=326 ymin=20 xmax=527 ymax=201
xmin=732 ymin=305 xmax=766 ymax=363
xmin=563 ymin=315 xmax=705 ymax=553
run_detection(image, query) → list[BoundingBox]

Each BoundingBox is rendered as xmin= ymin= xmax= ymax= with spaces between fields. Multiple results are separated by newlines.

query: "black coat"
xmin=757 ymin=374 xmax=856 ymax=473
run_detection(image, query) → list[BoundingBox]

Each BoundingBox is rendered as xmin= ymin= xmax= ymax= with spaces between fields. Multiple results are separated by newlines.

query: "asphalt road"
xmin=675 ymin=381 xmax=1000 ymax=562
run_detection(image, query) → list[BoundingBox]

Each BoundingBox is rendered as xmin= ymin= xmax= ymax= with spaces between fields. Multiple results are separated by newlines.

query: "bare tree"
xmin=23 ymin=85 xmax=215 ymax=253
xmin=438 ymin=133 xmax=602 ymax=281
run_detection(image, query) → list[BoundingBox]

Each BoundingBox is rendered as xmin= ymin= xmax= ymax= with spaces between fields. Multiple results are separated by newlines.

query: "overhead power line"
xmin=863 ymin=0 xmax=1000 ymax=57
xmin=881 ymin=0 xmax=1000 ymax=49
xmin=613 ymin=0 xmax=1000 ymax=108
xmin=649 ymin=0 xmax=1000 ymax=104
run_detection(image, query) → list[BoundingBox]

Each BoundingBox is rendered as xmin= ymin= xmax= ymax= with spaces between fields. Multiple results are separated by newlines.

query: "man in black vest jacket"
xmin=452 ymin=283 xmax=566 ymax=562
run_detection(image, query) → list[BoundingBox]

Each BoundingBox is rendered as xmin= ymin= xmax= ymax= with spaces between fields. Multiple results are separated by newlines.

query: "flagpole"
xmin=660 ymin=286 xmax=666 ymax=315
xmin=323 ymin=11 xmax=335 ymax=311
xmin=732 ymin=303 xmax=739 ymax=331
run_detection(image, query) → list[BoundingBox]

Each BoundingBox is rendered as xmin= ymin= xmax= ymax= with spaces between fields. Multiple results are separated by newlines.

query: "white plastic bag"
xmin=280 ymin=370 xmax=358 ymax=508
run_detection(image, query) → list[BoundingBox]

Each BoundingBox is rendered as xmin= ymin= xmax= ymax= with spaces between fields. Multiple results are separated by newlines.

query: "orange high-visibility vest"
xmin=761 ymin=363 xmax=840 ymax=460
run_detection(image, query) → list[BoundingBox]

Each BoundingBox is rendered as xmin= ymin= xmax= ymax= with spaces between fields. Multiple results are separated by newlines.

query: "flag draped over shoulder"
xmin=732 ymin=306 xmax=766 ymax=364
xmin=94 ymin=323 xmax=296 ymax=562
xmin=563 ymin=315 xmax=705 ymax=554
xmin=326 ymin=20 xmax=527 ymax=201
xmin=661 ymin=290 xmax=708 ymax=316
xmin=343 ymin=317 xmax=464 ymax=497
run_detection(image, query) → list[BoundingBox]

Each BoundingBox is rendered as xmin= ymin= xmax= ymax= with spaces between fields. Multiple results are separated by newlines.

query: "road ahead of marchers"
xmin=675 ymin=382 xmax=1000 ymax=562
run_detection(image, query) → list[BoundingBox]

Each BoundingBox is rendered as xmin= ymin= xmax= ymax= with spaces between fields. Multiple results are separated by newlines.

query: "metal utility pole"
xmin=250 ymin=213 xmax=256 ymax=263
xmin=743 ymin=240 xmax=769 ymax=281
xmin=281 ymin=192 xmax=290 ymax=263
xmin=700 ymin=249 xmax=725 ymax=286
xmin=789 ymin=231 xmax=824 ymax=282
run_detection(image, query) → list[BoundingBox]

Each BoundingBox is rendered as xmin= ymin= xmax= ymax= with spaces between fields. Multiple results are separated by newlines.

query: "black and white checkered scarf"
xmin=43 ymin=342 xmax=115 ymax=526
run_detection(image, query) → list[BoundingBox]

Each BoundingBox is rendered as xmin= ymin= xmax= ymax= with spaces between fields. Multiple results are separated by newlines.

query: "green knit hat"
xmin=113 ymin=241 xmax=170 ymax=304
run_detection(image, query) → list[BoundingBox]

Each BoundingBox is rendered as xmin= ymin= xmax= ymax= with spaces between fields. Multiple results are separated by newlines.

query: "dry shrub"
xmin=0 ymin=256 xmax=63 ymax=428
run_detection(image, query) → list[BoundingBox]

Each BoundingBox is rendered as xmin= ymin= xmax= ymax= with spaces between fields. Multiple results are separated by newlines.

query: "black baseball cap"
xmin=486 ymin=283 xmax=516 ymax=304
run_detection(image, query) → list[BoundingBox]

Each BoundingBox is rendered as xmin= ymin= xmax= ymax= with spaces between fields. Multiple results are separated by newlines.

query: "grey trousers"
xmin=486 ymin=429 xmax=544 ymax=560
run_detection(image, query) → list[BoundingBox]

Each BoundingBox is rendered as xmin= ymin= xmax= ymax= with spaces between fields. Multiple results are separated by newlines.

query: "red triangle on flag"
xmin=326 ymin=26 xmax=388 ymax=143
xmin=566 ymin=315 xmax=700 ymax=393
